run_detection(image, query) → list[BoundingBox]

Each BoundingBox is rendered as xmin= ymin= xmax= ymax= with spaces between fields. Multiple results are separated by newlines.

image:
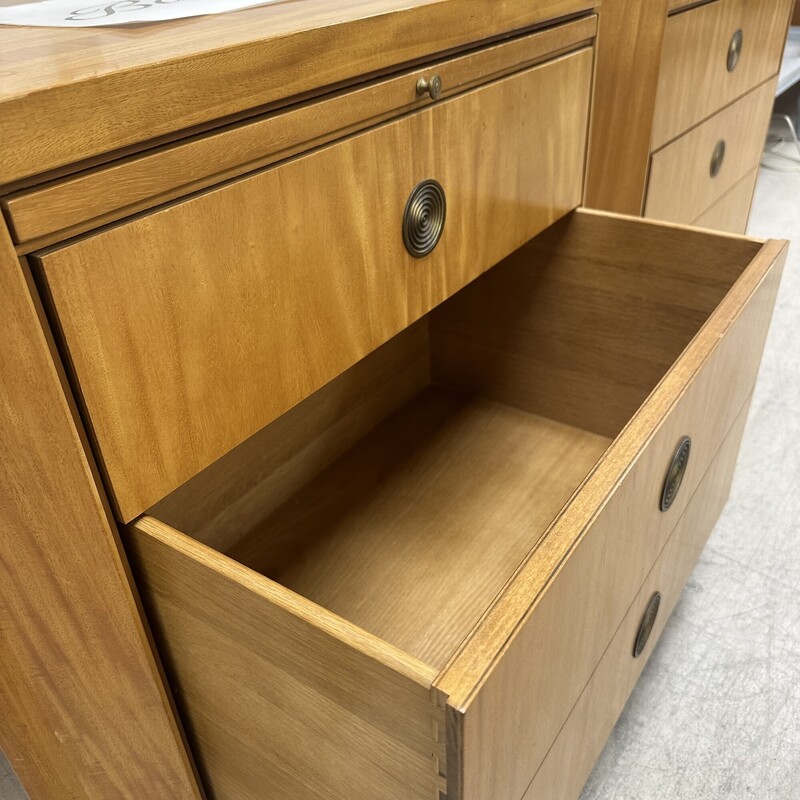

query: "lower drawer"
xmin=645 ymin=79 xmax=774 ymax=226
xmin=125 ymin=210 xmax=786 ymax=800
xmin=693 ymin=167 xmax=759 ymax=235
xmin=522 ymin=392 xmax=752 ymax=800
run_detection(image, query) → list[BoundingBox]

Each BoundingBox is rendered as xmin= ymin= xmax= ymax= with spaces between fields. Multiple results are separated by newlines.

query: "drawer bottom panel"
xmin=520 ymin=392 xmax=753 ymax=800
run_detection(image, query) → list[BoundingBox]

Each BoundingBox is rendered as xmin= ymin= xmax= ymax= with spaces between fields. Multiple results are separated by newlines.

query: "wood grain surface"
xmin=430 ymin=211 xmax=759 ymax=439
xmin=151 ymin=320 xmax=432 ymax=553
xmin=646 ymin=78 xmax=775 ymax=225
xmin=0 ymin=227 xmax=202 ymax=796
xmin=126 ymin=516 xmax=446 ymax=800
xmin=37 ymin=49 xmax=591 ymax=522
xmin=692 ymin=166 xmax=760 ymax=234
xmin=435 ymin=211 xmax=786 ymax=800
xmin=523 ymin=393 xmax=752 ymax=800
xmin=228 ymin=386 xmax=610 ymax=668
xmin=0 ymin=0 xmax=594 ymax=183
xmin=584 ymin=0 xmax=668 ymax=214
xmin=652 ymin=0 xmax=792 ymax=150
xmin=2 ymin=16 xmax=596 ymax=247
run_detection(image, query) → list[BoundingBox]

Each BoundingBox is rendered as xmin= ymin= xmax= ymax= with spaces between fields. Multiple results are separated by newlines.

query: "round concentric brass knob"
xmin=727 ymin=29 xmax=744 ymax=72
xmin=634 ymin=592 xmax=662 ymax=658
xmin=710 ymin=140 xmax=726 ymax=178
xmin=416 ymin=74 xmax=443 ymax=100
xmin=661 ymin=436 xmax=692 ymax=512
xmin=403 ymin=180 xmax=446 ymax=258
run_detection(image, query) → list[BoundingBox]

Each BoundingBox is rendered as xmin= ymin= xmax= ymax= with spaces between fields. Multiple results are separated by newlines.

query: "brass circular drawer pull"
xmin=727 ymin=29 xmax=744 ymax=72
xmin=661 ymin=435 xmax=692 ymax=512
xmin=403 ymin=180 xmax=447 ymax=258
xmin=634 ymin=592 xmax=662 ymax=658
xmin=416 ymin=74 xmax=443 ymax=100
xmin=710 ymin=140 xmax=726 ymax=178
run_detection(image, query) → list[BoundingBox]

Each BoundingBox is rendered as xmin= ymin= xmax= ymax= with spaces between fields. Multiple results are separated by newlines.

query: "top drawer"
xmin=34 ymin=33 xmax=593 ymax=522
xmin=651 ymin=0 xmax=789 ymax=149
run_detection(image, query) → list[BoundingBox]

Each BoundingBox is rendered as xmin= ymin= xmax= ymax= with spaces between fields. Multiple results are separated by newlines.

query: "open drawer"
xmin=125 ymin=210 xmax=786 ymax=800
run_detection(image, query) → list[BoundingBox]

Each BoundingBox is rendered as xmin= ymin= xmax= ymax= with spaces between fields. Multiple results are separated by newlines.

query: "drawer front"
xmin=36 ymin=48 xmax=592 ymax=522
xmin=693 ymin=166 xmax=759 ymax=234
xmin=126 ymin=517 xmax=447 ymax=800
xmin=522 ymin=394 xmax=751 ymax=800
xmin=436 ymin=211 xmax=786 ymax=800
xmin=652 ymin=0 xmax=790 ymax=150
xmin=646 ymin=79 xmax=774 ymax=225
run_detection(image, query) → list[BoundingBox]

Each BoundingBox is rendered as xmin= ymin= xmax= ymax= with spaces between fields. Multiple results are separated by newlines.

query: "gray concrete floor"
xmin=1 ymin=158 xmax=798 ymax=800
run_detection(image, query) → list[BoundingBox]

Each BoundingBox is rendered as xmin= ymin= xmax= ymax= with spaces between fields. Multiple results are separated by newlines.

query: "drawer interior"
xmin=145 ymin=209 xmax=763 ymax=672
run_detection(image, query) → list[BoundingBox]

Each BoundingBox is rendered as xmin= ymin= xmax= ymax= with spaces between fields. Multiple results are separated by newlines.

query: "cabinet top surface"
xmin=0 ymin=0 xmax=594 ymax=184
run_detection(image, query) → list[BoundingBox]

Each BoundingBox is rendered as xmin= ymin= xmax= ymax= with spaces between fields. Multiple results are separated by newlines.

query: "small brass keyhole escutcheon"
xmin=634 ymin=592 xmax=662 ymax=658
xmin=661 ymin=436 xmax=691 ymax=512
xmin=416 ymin=74 xmax=443 ymax=101
xmin=710 ymin=140 xmax=726 ymax=178
xmin=403 ymin=180 xmax=446 ymax=258
xmin=727 ymin=29 xmax=744 ymax=72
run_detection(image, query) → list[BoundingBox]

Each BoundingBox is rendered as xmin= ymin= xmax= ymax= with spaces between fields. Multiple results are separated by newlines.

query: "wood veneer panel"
xmin=652 ymin=0 xmax=792 ymax=150
xmin=646 ymin=78 xmax=774 ymax=225
xmin=37 ymin=50 xmax=591 ymax=522
xmin=523 ymin=393 xmax=752 ymax=800
xmin=692 ymin=166 xmax=760 ymax=234
xmin=126 ymin=516 xmax=445 ymax=800
xmin=151 ymin=320 xmax=432 ymax=554
xmin=0 ymin=0 xmax=594 ymax=183
xmin=584 ymin=0 xmax=668 ymax=214
xmin=0 ymin=228 xmax=202 ymax=795
xmin=228 ymin=387 xmax=610 ymax=668
xmin=430 ymin=211 xmax=757 ymax=438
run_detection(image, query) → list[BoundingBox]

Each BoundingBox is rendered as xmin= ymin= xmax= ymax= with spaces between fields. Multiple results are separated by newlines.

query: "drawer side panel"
xmin=522 ymin=391 xmax=752 ymax=800
xmin=126 ymin=517 xmax=446 ymax=800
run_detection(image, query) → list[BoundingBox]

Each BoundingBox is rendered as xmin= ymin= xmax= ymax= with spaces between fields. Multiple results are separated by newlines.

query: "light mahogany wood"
xmin=692 ymin=166 xmax=760 ymax=234
xmin=523 ymin=394 xmax=752 ymax=800
xmin=36 ymin=50 xmax=592 ymax=523
xmin=228 ymin=386 xmax=610 ymax=668
xmin=435 ymin=211 xmax=786 ymax=800
xmin=431 ymin=211 xmax=761 ymax=439
xmin=0 ymin=225 xmax=202 ymax=796
xmin=151 ymin=321 xmax=432 ymax=554
xmin=584 ymin=0 xmax=668 ymax=214
xmin=0 ymin=0 xmax=594 ymax=184
xmin=646 ymin=78 xmax=775 ymax=225
xmin=2 ymin=17 xmax=596 ymax=247
xmin=125 ymin=516 xmax=446 ymax=800
xmin=794 ymin=0 xmax=800 ymax=26
xmin=652 ymin=0 xmax=793 ymax=150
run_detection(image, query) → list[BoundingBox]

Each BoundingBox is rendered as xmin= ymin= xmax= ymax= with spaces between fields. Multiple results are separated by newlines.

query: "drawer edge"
xmin=521 ymin=389 xmax=753 ymax=800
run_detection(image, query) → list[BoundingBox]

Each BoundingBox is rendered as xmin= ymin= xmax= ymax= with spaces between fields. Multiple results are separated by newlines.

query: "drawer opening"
xmin=141 ymin=209 xmax=763 ymax=673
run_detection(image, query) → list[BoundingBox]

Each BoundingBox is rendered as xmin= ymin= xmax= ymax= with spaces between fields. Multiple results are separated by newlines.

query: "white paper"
xmin=0 ymin=0 xmax=289 ymax=27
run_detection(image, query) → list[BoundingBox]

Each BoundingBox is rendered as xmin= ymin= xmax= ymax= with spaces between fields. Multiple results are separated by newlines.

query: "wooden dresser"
xmin=0 ymin=3 xmax=790 ymax=799
xmin=588 ymin=0 xmax=794 ymax=233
